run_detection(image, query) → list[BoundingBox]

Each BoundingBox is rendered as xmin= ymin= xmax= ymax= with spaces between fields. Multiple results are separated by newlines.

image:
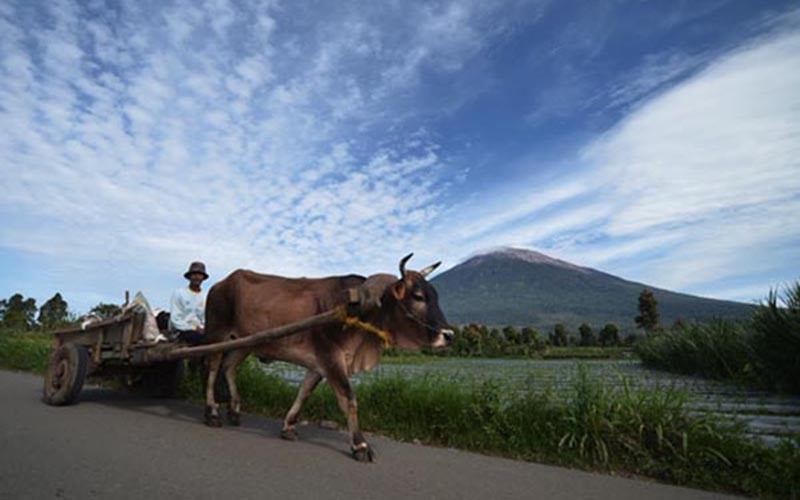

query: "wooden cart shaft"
xmin=135 ymin=307 xmax=342 ymax=364
xmin=50 ymin=306 xmax=346 ymax=368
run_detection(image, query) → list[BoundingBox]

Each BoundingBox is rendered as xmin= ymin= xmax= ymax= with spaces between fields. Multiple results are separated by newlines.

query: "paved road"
xmin=0 ymin=370 xmax=737 ymax=500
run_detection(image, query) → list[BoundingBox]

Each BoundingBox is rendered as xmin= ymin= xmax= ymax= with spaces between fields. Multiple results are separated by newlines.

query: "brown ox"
xmin=203 ymin=254 xmax=453 ymax=461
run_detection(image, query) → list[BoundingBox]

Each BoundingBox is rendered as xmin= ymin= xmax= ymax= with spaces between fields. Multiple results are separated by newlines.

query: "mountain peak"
xmin=432 ymin=246 xmax=754 ymax=329
xmin=464 ymin=246 xmax=590 ymax=273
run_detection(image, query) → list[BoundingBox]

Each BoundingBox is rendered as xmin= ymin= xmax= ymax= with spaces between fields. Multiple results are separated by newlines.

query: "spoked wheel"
xmin=43 ymin=344 xmax=89 ymax=406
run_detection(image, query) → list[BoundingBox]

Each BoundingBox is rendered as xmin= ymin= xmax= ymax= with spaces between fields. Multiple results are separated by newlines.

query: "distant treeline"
xmin=0 ymin=292 xmax=121 ymax=331
xmin=411 ymin=322 xmax=630 ymax=359
xmin=428 ymin=287 xmax=663 ymax=358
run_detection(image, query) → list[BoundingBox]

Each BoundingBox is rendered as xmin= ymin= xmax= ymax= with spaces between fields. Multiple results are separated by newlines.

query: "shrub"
xmin=751 ymin=282 xmax=800 ymax=393
xmin=635 ymin=320 xmax=756 ymax=384
xmin=636 ymin=280 xmax=800 ymax=394
xmin=0 ymin=330 xmax=51 ymax=373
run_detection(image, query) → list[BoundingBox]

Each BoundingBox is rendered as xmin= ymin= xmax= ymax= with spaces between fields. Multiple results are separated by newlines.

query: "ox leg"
xmin=222 ymin=349 xmax=250 ymax=426
xmin=204 ymin=352 xmax=223 ymax=427
xmin=281 ymin=369 xmax=323 ymax=441
xmin=328 ymin=370 xmax=374 ymax=462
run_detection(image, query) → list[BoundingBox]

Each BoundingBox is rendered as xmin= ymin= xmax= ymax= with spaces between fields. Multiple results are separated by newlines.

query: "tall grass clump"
xmin=636 ymin=280 xmax=800 ymax=393
xmin=751 ymin=281 xmax=800 ymax=393
xmin=635 ymin=320 xmax=756 ymax=383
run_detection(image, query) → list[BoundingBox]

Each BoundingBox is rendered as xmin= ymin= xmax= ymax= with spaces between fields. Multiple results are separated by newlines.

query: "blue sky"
xmin=1 ymin=0 xmax=798 ymax=314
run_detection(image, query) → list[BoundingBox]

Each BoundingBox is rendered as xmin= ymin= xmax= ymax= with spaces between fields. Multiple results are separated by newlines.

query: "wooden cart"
xmin=42 ymin=302 xmax=353 ymax=406
xmin=43 ymin=307 xmax=186 ymax=405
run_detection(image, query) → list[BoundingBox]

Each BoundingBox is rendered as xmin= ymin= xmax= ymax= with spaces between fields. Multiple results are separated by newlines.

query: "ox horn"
xmin=399 ymin=253 xmax=414 ymax=278
xmin=419 ymin=261 xmax=441 ymax=278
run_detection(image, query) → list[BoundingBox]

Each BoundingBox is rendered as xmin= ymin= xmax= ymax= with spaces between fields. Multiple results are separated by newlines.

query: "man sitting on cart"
xmin=169 ymin=261 xmax=208 ymax=345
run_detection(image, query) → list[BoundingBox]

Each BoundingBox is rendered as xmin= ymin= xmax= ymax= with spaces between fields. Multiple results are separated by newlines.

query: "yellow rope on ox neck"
xmin=335 ymin=307 xmax=393 ymax=348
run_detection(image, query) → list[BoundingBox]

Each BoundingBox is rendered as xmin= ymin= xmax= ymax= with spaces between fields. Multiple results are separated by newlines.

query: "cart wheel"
xmin=43 ymin=343 xmax=89 ymax=406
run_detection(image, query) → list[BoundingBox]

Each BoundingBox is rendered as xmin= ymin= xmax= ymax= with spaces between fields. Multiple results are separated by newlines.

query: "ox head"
xmin=362 ymin=253 xmax=454 ymax=350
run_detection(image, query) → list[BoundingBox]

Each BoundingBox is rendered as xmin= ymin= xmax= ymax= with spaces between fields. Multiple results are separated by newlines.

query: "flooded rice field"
xmin=260 ymin=358 xmax=800 ymax=444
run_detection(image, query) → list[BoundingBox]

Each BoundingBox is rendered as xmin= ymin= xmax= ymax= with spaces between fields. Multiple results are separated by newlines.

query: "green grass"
xmin=635 ymin=281 xmax=800 ymax=394
xmin=381 ymin=351 xmax=444 ymax=364
xmin=635 ymin=321 xmax=757 ymax=384
xmin=384 ymin=346 xmax=633 ymax=363
xmin=179 ymin=360 xmax=799 ymax=498
xmin=2 ymin=328 xmax=798 ymax=498
xmin=751 ymin=282 xmax=800 ymax=393
xmin=0 ymin=330 xmax=52 ymax=374
xmin=540 ymin=346 xmax=631 ymax=360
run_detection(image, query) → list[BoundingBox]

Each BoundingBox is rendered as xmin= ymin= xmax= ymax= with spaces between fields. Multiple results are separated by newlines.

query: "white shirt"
xmin=169 ymin=286 xmax=206 ymax=332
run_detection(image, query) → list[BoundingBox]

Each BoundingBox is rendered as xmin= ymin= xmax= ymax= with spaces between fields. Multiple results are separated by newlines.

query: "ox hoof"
xmin=351 ymin=444 xmax=375 ymax=463
xmin=280 ymin=428 xmax=298 ymax=441
xmin=204 ymin=407 xmax=223 ymax=428
xmin=227 ymin=410 xmax=241 ymax=427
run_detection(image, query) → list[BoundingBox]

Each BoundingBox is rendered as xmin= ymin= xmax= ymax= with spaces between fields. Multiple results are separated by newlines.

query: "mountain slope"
xmin=431 ymin=248 xmax=754 ymax=331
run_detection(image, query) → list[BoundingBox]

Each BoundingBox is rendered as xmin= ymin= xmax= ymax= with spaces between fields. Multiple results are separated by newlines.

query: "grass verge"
xmin=2 ymin=329 xmax=798 ymax=498
xmin=0 ymin=331 xmax=51 ymax=374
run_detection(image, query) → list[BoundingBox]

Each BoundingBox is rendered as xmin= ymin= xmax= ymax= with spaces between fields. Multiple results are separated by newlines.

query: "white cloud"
xmin=578 ymin=28 xmax=800 ymax=292
xmin=441 ymin=21 xmax=800 ymax=299
xmin=584 ymin=30 xmax=800 ymax=238
xmin=2 ymin=0 xmax=797 ymax=312
xmin=0 ymin=0 xmax=531 ymax=310
xmin=601 ymin=50 xmax=709 ymax=113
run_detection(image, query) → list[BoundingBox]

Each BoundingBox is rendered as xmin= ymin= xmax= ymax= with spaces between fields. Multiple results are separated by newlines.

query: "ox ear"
xmin=391 ymin=280 xmax=406 ymax=301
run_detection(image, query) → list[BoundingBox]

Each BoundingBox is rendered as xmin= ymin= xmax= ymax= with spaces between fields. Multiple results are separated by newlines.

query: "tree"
xmin=502 ymin=325 xmax=521 ymax=345
xmin=578 ymin=323 xmax=596 ymax=346
xmin=462 ymin=324 xmax=483 ymax=357
xmin=599 ymin=323 xmax=620 ymax=347
xmin=520 ymin=327 xmax=540 ymax=348
xmin=485 ymin=328 xmax=503 ymax=356
xmin=0 ymin=293 xmax=37 ymax=330
xmin=38 ymin=293 xmax=69 ymax=328
xmin=551 ymin=323 xmax=568 ymax=347
xmin=90 ymin=303 xmax=122 ymax=319
xmin=635 ymin=288 xmax=660 ymax=333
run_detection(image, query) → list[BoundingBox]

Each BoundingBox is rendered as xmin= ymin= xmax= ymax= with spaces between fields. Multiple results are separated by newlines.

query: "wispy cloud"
xmin=0 ymin=0 xmax=797 ymax=312
xmin=441 ymin=16 xmax=800 ymax=302
xmin=0 ymin=0 xmax=533 ymax=309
